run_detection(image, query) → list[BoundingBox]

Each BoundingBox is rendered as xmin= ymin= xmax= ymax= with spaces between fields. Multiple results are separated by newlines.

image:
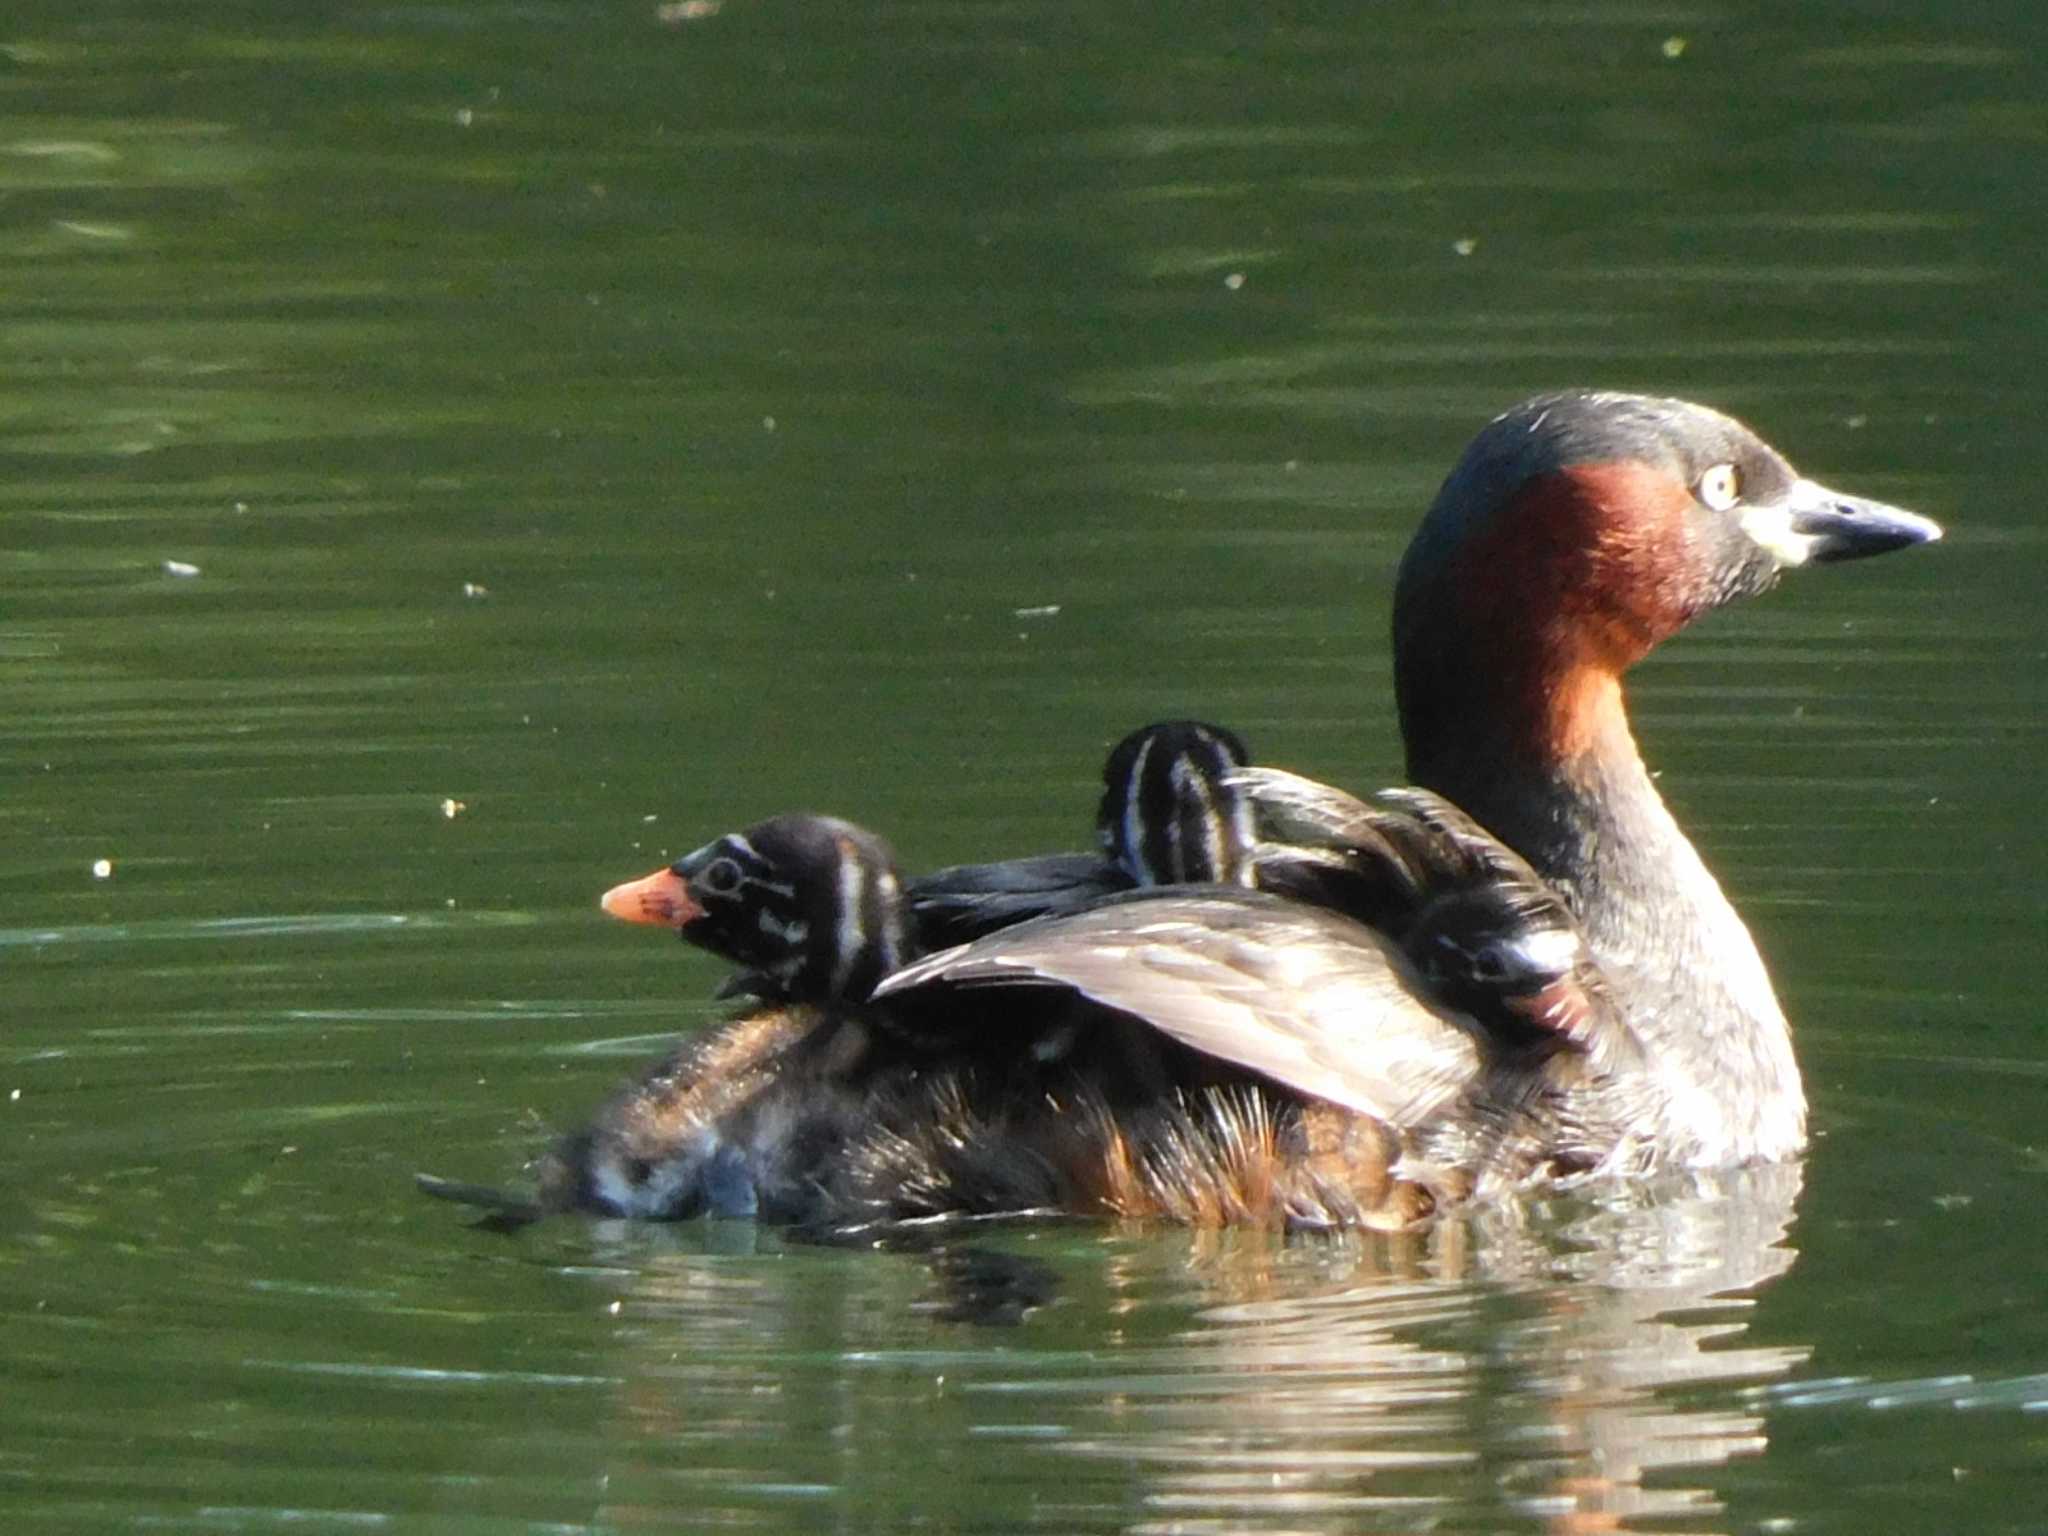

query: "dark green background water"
xmin=5 ymin=3 xmax=2044 ymax=1531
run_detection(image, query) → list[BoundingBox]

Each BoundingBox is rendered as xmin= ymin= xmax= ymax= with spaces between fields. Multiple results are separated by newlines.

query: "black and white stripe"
xmin=673 ymin=814 xmax=908 ymax=1005
xmin=1097 ymin=720 xmax=1255 ymax=887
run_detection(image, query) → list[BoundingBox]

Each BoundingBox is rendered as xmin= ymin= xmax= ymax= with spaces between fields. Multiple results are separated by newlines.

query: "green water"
xmin=5 ymin=3 xmax=2045 ymax=1531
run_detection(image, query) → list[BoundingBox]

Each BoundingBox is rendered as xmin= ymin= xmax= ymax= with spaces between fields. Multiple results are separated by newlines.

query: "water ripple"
xmin=0 ymin=909 xmax=538 ymax=948
xmin=1749 ymin=1372 xmax=2048 ymax=1412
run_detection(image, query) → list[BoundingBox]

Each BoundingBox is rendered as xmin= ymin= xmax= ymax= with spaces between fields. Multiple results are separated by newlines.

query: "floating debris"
xmin=1222 ymin=272 xmax=1246 ymax=291
xmin=657 ymin=0 xmax=724 ymax=22
xmin=54 ymin=220 xmax=132 ymax=242
xmin=6 ymin=139 xmax=118 ymax=162
xmin=1013 ymin=604 xmax=1061 ymax=619
xmin=1662 ymin=36 xmax=1688 ymax=58
xmin=440 ymin=798 xmax=467 ymax=820
xmin=91 ymin=858 xmax=113 ymax=879
xmin=163 ymin=560 xmax=200 ymax=578
xmin=1452 ymin=237 xmax=1478 ymax=257
xmin=461 ymin=582 xmax=490 ymax=599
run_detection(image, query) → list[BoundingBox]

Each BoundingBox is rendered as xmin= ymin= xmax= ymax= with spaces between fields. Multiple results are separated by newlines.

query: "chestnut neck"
xmin=1391 ymin=480 xmax=1805 ymax=1162
xmin=1395 ymin=618 xmax=1643 ymax=899
xmin=1395 ymin=460 xmax=1736 ymax=891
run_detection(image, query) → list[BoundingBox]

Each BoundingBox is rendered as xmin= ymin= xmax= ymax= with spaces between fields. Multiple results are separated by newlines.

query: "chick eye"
xmin=1467 ymin=943 xmax=1514 ymax=984
xmin=1419 ymin=933 xmax=1468 ymax=983
xmin=697 ymin=856 xmax=745 ymax=897
xmin=1696 ymin=462 xmax=1742 ymax=511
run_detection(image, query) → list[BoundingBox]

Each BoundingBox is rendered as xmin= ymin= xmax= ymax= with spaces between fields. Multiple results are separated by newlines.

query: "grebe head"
xmin=1402 ymin=881 xmax=1606 ymax=1050
xmin=1097 ymin=720 xmax=1255 ymax=886
xmin=601 ymin=813 xmax=908 ymax=1004
xmin=1394 ymin=391 xmax=1941 ymax=776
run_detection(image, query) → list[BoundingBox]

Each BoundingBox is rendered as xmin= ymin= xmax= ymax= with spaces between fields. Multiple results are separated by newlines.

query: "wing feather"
xmin=877 ymin=889 xmax=1482 ymax=1127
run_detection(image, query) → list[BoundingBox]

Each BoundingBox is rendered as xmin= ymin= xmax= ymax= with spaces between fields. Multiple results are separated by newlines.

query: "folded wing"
xmin=876 ymin=888 xmax=1484 ymax=1128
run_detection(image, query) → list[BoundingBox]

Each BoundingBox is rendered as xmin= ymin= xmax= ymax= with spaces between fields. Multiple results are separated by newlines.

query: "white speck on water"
xmin=55 ymin=220 xmax=131 ymax=242
xmin=91 ymin=858 xmax=113 ymax=879
xmin=1222 ymin=272 xmax=1245 ymax=290
xmin=1013 ymin=605 xmax=1061 ymax=619
xmin=163 ymin=560 xmax=200 ymax=578
xmin=1452 ymin=237 xmax=1478 ymax=257
xmin=8 ymin=140 xmax=118 ymax=162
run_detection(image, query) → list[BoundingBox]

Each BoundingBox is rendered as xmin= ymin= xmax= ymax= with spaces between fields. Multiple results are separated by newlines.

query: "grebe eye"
xmin=1696 ymin=462 xmax=1742 ymax=512
xmin=697 ymin=856 xmax=745 ymax=897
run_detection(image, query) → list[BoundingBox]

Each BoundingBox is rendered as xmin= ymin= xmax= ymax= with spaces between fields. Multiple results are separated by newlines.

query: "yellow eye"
xmin=1697 ymin=463 xmax=1742 ymax=511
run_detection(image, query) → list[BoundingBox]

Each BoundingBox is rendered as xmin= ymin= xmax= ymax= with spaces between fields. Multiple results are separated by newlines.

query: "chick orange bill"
xmin=600 ymin=867 xmax=703 ymax=928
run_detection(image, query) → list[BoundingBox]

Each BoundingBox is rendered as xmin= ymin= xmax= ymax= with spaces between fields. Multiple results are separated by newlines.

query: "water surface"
xmin=5 ymin=2 xmax=2045 ymax=1531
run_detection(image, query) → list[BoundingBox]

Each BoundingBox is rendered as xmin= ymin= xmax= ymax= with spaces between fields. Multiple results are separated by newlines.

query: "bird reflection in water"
xmin=555 ymin=1162 xmax=1804 ymax=1533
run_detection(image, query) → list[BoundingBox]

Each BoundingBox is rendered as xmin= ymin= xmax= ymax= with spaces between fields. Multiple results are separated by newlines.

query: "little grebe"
xmin=426 ymin=390 xmax=1939 ymax=1229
